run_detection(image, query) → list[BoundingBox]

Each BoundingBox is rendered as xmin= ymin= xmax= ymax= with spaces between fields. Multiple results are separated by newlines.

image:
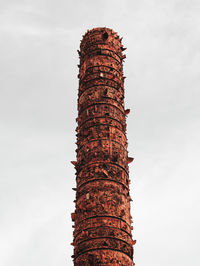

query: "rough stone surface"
xmin=72 ymin=27 xmax=135 ymax=265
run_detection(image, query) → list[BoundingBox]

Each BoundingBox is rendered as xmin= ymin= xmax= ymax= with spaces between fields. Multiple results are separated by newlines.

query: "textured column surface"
xmin=71 ymin=27 xmax=135 ymax=265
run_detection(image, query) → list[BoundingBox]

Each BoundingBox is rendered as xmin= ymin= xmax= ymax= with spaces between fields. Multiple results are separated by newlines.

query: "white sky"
xmin=0 ymin=0 xmax=200 ymax=265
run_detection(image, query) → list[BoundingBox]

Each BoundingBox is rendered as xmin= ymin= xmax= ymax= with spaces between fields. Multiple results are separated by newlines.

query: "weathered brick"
xmin=72 ymin=27 xmax=135 ymax=265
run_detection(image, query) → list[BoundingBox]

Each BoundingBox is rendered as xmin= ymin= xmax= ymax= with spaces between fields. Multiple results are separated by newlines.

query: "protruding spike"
xmin=71 ymin=213 xmax=75 ymax=221
xmin=125 ymin=109 xmax=130 ymax=115
xmin=131 ymin=240 xmax=137 ymax=245
xmin=128 ymin=157 xmax=134 ymax=163
xmin=121 ymin=47 xmax=127 ymax=51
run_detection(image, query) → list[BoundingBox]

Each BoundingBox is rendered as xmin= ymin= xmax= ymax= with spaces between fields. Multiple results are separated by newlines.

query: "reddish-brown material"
xmin=72 ymin=27 xmax=135 ymax=265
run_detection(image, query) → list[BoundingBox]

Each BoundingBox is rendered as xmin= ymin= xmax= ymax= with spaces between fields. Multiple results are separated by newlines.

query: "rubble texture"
xmin=71 ymin=27 xmax=135 ymax=265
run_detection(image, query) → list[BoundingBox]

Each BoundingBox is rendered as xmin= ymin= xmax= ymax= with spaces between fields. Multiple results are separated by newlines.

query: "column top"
xmin=80 ymin=27 xmax=125 ymax=54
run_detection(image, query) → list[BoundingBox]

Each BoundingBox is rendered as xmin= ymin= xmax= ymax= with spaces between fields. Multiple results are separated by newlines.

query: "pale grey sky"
xmin=0 ymin=0 xmax=200 ymax=265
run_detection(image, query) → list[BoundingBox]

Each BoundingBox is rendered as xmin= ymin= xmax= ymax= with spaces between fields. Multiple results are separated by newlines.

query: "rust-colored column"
xmin=71 ymin=27 xmax=135 ymax=265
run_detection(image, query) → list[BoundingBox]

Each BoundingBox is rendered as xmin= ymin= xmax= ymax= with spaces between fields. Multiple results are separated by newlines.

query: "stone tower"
xmin=71 ymin=27 xmax=135 ymax=265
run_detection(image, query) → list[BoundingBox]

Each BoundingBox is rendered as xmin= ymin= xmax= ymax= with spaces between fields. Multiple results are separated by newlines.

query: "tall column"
xmin=71 ymin=27 xmax=135 ymax=265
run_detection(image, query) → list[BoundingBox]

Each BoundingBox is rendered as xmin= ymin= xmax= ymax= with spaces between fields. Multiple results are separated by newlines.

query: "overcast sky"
xmin=0 ymin=0 xmax=200 ymax=265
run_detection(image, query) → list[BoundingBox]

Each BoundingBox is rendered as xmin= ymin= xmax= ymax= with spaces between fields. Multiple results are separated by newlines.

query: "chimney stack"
xmin=71 ymin=27 xmax=135 ymax=265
